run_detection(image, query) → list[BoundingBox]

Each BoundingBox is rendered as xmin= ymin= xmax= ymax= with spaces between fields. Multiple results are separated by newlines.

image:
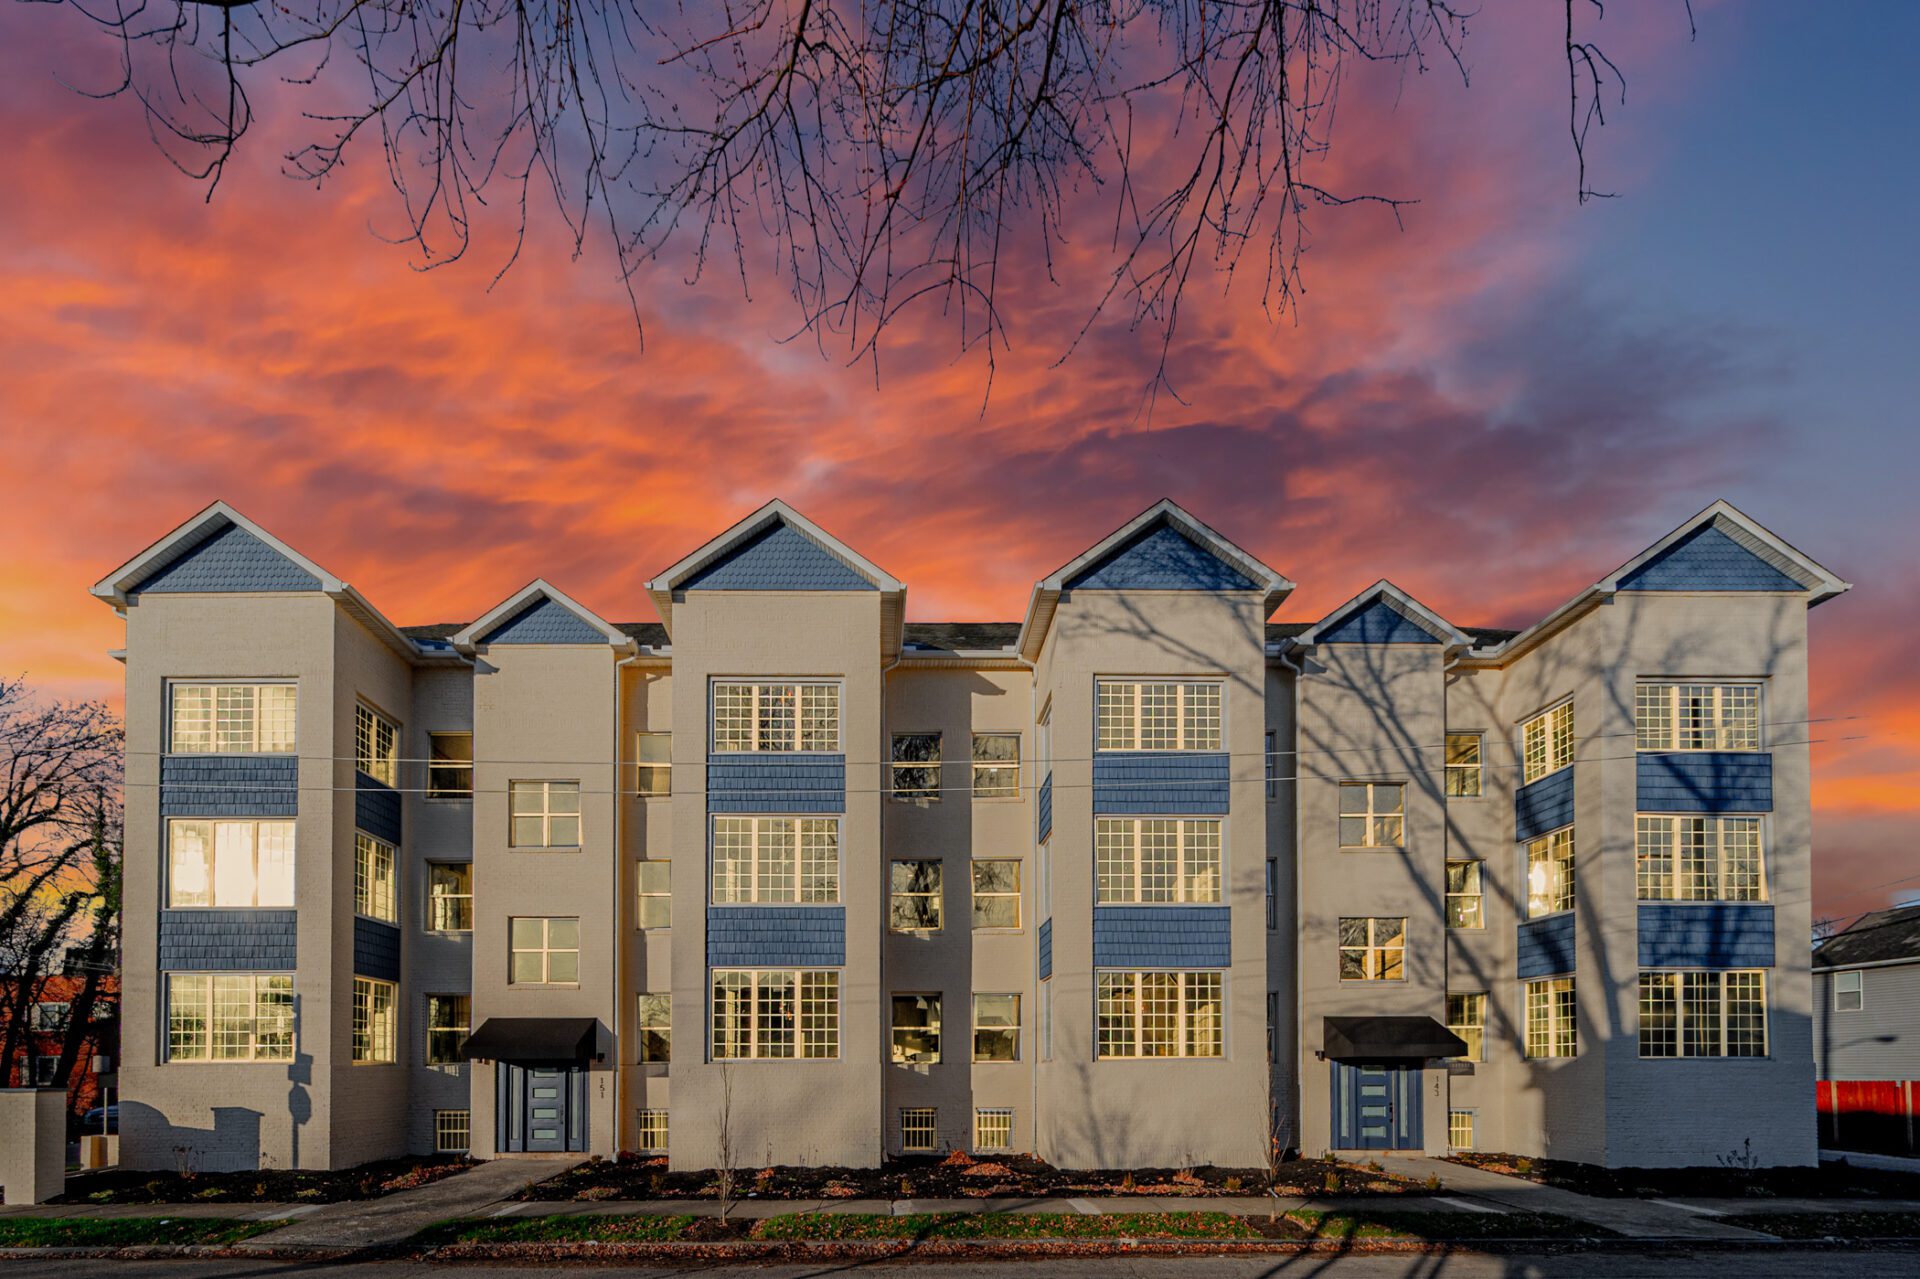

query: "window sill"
xmin=1523 ymin=910 xmax=1574 ymax=923
xmin=425 ymin=796 xmax=474 ymax=804
xmin=354 ymin=914 xmax=400 ymax=926
xmin=1339 ymin=846 xmax=1407 ymax=854
xmin=971 ymin=795 xmax=1023 ymax=804
xmin=971 ymin=927 xmax=1024 ymax=936
xmin=424 ymin=929 xmax=474 ymax=937
xmin=510 ymin=847 xmax=584 ymax=854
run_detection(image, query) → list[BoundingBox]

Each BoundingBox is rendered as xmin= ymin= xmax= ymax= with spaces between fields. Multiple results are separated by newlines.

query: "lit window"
xmin=974 ymin=1108 xmax=1014 ymax=1152
xmin=971 ymin=733 xmax=1020 ymax=798
xmin=1096 ymin=681 xmax=1222 ymax=751
xmin=427 ymin=863 xmax=472 ymax=932
xmin=637 ymin=861 xmax=672 ymax=929
xmin=891 ymin=734 xmax=942 ymax=801
xmin=890 ymin=861 xmax=943 ymax=932
xmin=509 ymin=917 xmax=580 ymax=985
xmin=1096 ymin=971 xmax=1223 ymax=1058
xmin=638 ymin=993 xmax=671 ymax=1063
xmin=168 ymin=683 xmax=297 ymax=754
xmin=166 ymin=974 xmax=293 ymax=1062
xmin=355 ymin=704 xmax=399 ymax=786
xmin=1338 ymin=783 xmax=1405 ymax=849
xmin=1639 ymin=970 xmax=1767 ymax=1058
xmin=636 ymin=1109 xmax=669 ymax=1154
xmin=509 ymin=781 xmax=582 ymax=848
xmin=1636 ymin=682 xmax=1761 ymax=753
xmin=636 ymin=732 xmax=671 ymax=797
xmin=1834 ymin=971 xmax=1863 ymax=1012
xmin=1521 ymin=701 xmax=1574 ymax=784
xmin=1448 ymin=1110 xmax=1475 ymax=1151
xmin=971 ymin=860 xmax=1021 ymax=929
xmin=1447 ymin=993 xmax=1486 ymax=1061
xmin=425 ymin=994 xmax=469 ymax=1064
xmin=427 ymin=732 xmax=473 ymax=798
xmin=354 ymin=832 xmax=397 ymax=922
xmin=712 ymin=817 xmax=838 ymax=903
xmin=1446 ymin=861 xmax=1483 ymax=929
xmin=1524 ymin=977 xmax=1577 ymax=1058
xmin=891 ymin=994 xmax=941 ymax=1064
xmin=1445 ymin=734 xmax=1482 ymax=797
xmin=167 ymin=820 xmax=295 ymax=908
xmin=1526 ymin=827 xmax=1576 ymax=917
xmin=1266 ymin=730 xmax=1278 ymax=798
xmin=1266 ymin=860 xmax=1278 ymax=931
xmin=900 ymin=1107 xmax=938 ymax=1152
xmin=434 ymin=1109 xmax=471 ymax=1153
xmin=1338 ymin=917 xmax=1405 ymax=981
xmin=710 ymin=969 xmax=839 ymax=1059
xmin=1096 ymin=818 xmax=1221 ymax=903
xmin=1636 ymin=816 xmax=1765 ymax=902
xmin=972 ymin=994 xmax=1021 ymax=1061
xmin=352 ymin=977 xmax=397 ymax=1063
xmin=711 ymin=682 xmax=840 ymax=752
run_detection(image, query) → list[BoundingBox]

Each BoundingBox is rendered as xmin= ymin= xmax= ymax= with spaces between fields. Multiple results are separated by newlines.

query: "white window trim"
xmin=1337 ymin=916 xmax=1407 ymax=982
xmin=709 ymin=816 xmax=841 ymax=905
xmin=970 ymin=732 xmax=1021 ymax=800
xmin=166 ymin=681 xmax=298 ymax=755
xmin=509 ymin=917 xmax=582 ymax=986
xmin=1094 ymin=679 xmax=1225 ymax=753
xmin=1524 ymin=976 xmax=1578 ymax=1059
xmin=1445 ymin=732 xmax=1484 ymax=799
xmin=635 ymin=1109 xmax=669 ymax=1154
xmin=709 ymin=968 xmax=841 ymax=1061
xmin=355 ymin=702 xmax=401 ymax=787
xmin=1445 ymin=859 xmax=1485 ymax=931
xmin=1448 ymin=1108 xmax=1476 ymax=1151
xmin=637 ymin=860 xmax=672 ymax=930
xmin=708 ymin=680 xmax=844 ymax=754
xmin=509 ymin=780 xmax=583 ymax=849
xmin=1524 ymin=826 xmax=1576 ymax=919
xmin=971 ymin=993 xmax=1023 ymax=1062
xmin=351 ymin=976 xmax=398 ymax=1064
xmin=165 ymin=972 xmax=295 ymax=1063
xmin=889 ymin=859 xmax=945 ymax=933
xmin=970 ymin=859 xmax=1022 ymax=932
xmin=167 ymin=818 xmax=297 ymax=909
xmin=1635 ymin=813 xmax=1769 ymax=903
xmin=973 ymin=1107 xmax=1015 ymax=1152
xmin=1094 ymin=969 xmax=1227 ymax=1059
xmin=1635 ymin=680 xmax=1764 ymax=754
xmin=890 ymin=732 xmax=944 ymax=802
xmin=424 ymin=993 xmax=470 ymax=1066
xmin=1447 ymin=991 xmax=1486 ymax=1062
xmin=1095 ymin=817 xmax=1225 ymax=905
xmin=1520 ymin=699 xmax=1575 ymax=785
xmin=636 ymin=731 xmax=672 ymax=798
xmin=1638 ymin=969 xmax=1770 ymax=1059
xmin=1834 ymin=970 xmax=1864 ymax=1012
xmin=900 ymin=1106 xmax=939 ymax=1152
xmin=426 ymin=862 xmax=473 ymax=933
xmin=1338 ymin=781 xmax=1407 ymax=850
xmin=354 ymin=831 xmax=399 ymax=923
xmin=426 ymin=731 xmax=474 ymax=801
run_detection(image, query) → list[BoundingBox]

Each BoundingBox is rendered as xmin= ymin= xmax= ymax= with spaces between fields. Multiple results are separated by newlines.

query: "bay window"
xmin=1096 ymin=971 xmax=1223 ymax=1058
xmin=1636 ymin=815 xmax=1765 ymax=901
xmin=711 ymin=681 xmax=840 ymax=753
xmin=168 ymin=820 xmax=295 ymax=908
xmin=1639 ymin=970 xmax=1767 ymax=1058
xmin=167 ymin=973 xmax=293 ymax=1062
xmin=711 ymin=817 xmax=839 ymax=903
xmin=1636 ymin=682 xmax=1761 ymax=752
xmin=1526 ymin=827 xmax=1576 ymax=917
xmin=710 ymin=969 xmax=839 ymax=1059
xmin=1522 ymin=701 xmax=1574 ymax=783
xmin=1096 ymin=681 xmax=1222 ymax=751
xmin=1095 ymin=817 xmax=1221 ymax=903
xmin=168 ymin=683 xmax=297 ymax=754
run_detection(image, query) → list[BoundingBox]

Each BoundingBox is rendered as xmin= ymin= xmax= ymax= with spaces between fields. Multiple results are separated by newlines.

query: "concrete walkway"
xmin=235 ymin=1156 xmax=581 ymax=1249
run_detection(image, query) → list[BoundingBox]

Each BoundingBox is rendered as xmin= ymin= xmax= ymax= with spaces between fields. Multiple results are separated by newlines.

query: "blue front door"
xmin=1330 ymin=1063 xmax=1422 ymax=1150
xmin=498 ymin=1064 xmax=586 ymax=1152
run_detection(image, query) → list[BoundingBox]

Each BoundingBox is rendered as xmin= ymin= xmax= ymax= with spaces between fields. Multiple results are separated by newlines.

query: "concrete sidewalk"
xmin=234 ymin=1156 xmax=581 ymax=1249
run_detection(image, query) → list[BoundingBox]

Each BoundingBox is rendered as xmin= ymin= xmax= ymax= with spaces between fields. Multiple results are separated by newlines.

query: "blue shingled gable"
xmin=1065 ymin=522 xmax=1258 ymax=591
xmin=1618 ymin=523 xmax=1805 ymax=592
xmin=478 ymin=596 xmax=608 ymax=645
xmin=1317 ymin=599 xmax=1440 ymax=645
xmin=131 ymin=521 xmax=321 ymax=594
xmin=682 ymin=522 xmax=876 ymax=591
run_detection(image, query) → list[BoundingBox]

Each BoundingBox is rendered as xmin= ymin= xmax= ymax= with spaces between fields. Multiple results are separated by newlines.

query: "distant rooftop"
xmin=1814 ymin=904 xmax=1920 ymax=969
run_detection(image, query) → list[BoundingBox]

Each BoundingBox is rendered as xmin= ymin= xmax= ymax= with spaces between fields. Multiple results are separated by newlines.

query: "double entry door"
xmin=1330 ymin=1061 xmax=1423 ymax=1150
xmin=497 ymin=1063 xmax=587 ymax=1152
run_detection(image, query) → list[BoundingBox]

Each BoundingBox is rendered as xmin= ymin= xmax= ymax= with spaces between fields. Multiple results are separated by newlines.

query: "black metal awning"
xmin=1323 ymin=1016 xmax=1467 ymax=1061
xmin=459 ymin=1018 xmax=598 ymax=1063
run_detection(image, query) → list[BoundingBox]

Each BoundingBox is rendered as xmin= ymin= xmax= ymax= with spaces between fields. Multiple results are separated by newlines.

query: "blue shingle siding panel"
xmin=707 ymin=756 xmax=846 ymax=814
xmin=683 ymin=523 xmax=876 ymax=591
xmin=1617 ymin=524 xmax=1805 ymax=592
xmin=131 ymin=522 xmax=322 ymax=595
xmin=1516 ymin=914 xmax=1576 ymax=979
xmin=353 ymin=918 xmax=402 ymax=981
xmin=158 ymin=909 xmax=297 ymax=970
xmin=706 ymin=906 xmax=847 ymax=966
xmin=1037 ymin=772 xmax=1053 ymax=842
xmin=1317 ymin=599 xmax=1440 ymax=645
xmin=1638 ymin=903 xmax=1776 ymax=968
xmin=1092 ymin=752 xmax=1230 ymax=815
xmin=1637 ymin=752 xmax=1773 ymax=814
xmin=1064 ymin=522 xmax=1257 ymax=591
xmin=1515 ymin=769 xmax=1575 ymax=842
xmin=1093 ymin=906 xmax=1231 ymax=968
xmin=478 ymin=597 xmax=606 ymax=645
xmin=160 ymin=755 xmax=298 ymax=817
xmin=355 ymin=775 xmax=403 ymax=844
xmin=1038 ymin=918 xmax=1053 ymax=980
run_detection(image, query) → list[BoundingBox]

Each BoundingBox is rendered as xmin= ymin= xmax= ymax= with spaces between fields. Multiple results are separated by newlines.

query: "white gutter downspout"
xmin=1275 ymin=643 xmax=1306 ymax=1159
xmin=613 ymin=651 xmax=642 ymax=1156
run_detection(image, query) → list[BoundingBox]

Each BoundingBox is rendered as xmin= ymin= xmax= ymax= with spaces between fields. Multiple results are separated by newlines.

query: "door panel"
xmin=1331 ymin=1063 xmax=1423 ymax=1150
xmin=497 ymin=1064 xmax=585 ymax=1153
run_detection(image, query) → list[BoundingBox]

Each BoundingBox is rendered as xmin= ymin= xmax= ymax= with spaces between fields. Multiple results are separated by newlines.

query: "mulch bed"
xmin=1721 ymin=1211 xmax=1920 ymax=1239
xmin=55 ymin=1155 xmax=475 ymax=1205
xmin=1449 ymin=1150 xmax=1920 ymax=1200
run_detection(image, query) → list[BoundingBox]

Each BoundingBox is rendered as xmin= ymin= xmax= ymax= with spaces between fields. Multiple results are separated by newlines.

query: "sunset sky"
xmin=0 ymin=0 xmax=1912 ymax=923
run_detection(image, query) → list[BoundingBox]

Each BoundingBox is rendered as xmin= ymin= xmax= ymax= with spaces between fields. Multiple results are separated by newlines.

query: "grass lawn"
xmin=414 ymin=1214 xmax=699 ymax=1245
xmin=0 ymin=1218 xmax=283 ymax=1248
xmin=1282 ymin=1209 xmax=1616 ymax=1241
xmin=1722 ymin=1212 xmax=1920 ymax=1240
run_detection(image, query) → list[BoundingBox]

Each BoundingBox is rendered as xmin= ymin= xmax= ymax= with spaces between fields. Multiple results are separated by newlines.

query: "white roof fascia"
xmin=1292 ymin=579 xmax=1473 ymax=651
xmin=452 ymin=579 xmax=636 ymax=654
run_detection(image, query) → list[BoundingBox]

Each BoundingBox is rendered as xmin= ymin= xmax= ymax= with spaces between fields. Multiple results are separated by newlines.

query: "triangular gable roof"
xmin=453 ymin=580 xmax=632 ymax=652
xmin=1018 ymin=500 xmax=1292 ymax=661
xmin=1813 ymin=905 xmax=1920 ymax=970
xmin=1294 ymin=580 xmax=1472 ymax=649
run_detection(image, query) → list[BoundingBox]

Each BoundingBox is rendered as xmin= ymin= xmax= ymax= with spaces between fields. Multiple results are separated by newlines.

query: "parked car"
xmin=81 ymin=1104 xmax=118 ymax=1135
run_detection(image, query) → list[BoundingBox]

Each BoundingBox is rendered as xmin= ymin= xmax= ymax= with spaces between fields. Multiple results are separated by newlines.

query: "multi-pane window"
xmin=891 ymin=734 xmax=942 ymax=800
xmin=1834 ymin=971 xmax=1864 ymax=1012
xmin=1338 ymin=783 xmax=1405 ymax=849
xmin=509 ymin=917 xmax=580 ymax=985
xmin=1446 ymin=861 xmax=1483 ymax=929
xmin=891 ymin=994 xmax=941 ymax=1064
xmin=889 ymin=861 xmax=943 ymax=932
xmin=711 ymin=682 xmax=840 ymax=752
xmin=428 ymin=863 xmax=472 ymax=932
xmin=425 ymin=994 xmax=469 ymax=1064
xmin=1636 ymin=683 xmax=1761 ymax=753
xmin=1639 ymin=970 xmax=1768 ymax=1058
xmin=166 ymin=973 xmax=293 ymax=1062
xmin=900 ymin=1107 xmax=939 ymax=1152
xmin=1522 ymin=700 xmax=1574 ymax=784
xmin=31 ymin=1002 xmax=69 ymax=1033
xmin=710 ymin=969 xmax=839 ymax=1059
xmin=1095 ymin=818 xmax=1222 ymax=904
xmin=354 ymin=833 xmax=398 ymax=922
xmin=974 ymin=1108 xmax=1014 ymax=1152
xmin=1524 ymin=977 xmax=1578 ymax=1058
xmin=1447 ymin=992 xmax=1486 ymax=1061
xmin=1095 ymin=971 xmax=1224 ymax=1058
xmin=1448 ymin=1110 xmax=1475 ymax=1150
xmin=971 ymin=733 xmax=1020 ymax=798
xmin=351 ymin=977 xmax=397 ymax=1064
xmin=1445 ymin=734 xmax=1483 ymax=797
xmin=1266 ymin=860 xmax=1278 ymax=931
xmin=637 ymin=861 xmax=672 ymax=928
xmin=1337 ymin=917 xmax=1405 ymax=981
xmin=636 ymin=732 xmax=671 ymax=797
xmin=169 ymin=683 xmax=297 ymax=754
xmin=971 ymin=860 xmax=1021 ymax=929
xmin=637 ymin=993 xmax=671 ymax=1063
xmin=1266 ymin=729 xmax=1278 ymax=798
xmin=712 ymin=817 xmax=839 ymax=903
xmin=167 ymin=820 xmax=295 ymax=907
xmin=636 ymin=1109 xmax=669 ymax=1154
xmin=1526 ymin=827 xmax=1576 ymax=917
xmin=427 ymin=732 xmax=473 ymax=798
xmin=434 ymin=1109 xmax=471 ymax=1153
xmin=1096 ymin=681 xmax=1223 ymax=751
xmin=356 ymin=703 xmax=399 ymax=786
xmin=1636 ymin=816 xmax=1766 ymax=902
xmin=509 ymin=781 xmax=582 ymax=848
xmin=973 ymin=994 xmax=1022 ymax=1061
